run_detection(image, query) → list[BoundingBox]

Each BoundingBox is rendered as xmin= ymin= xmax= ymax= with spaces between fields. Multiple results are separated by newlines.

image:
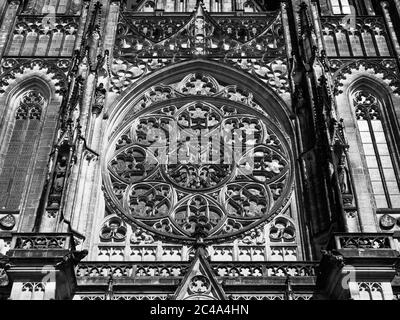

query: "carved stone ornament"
xmin=100 ymin=217 xmax=127 ymax=242
xmin=239 ymin=227 xmax=265 ymax=245
xmin=0 ymin=214 xmax=16 ymax=230
xmin=330 ymin=59 xmax=400 ymax=95
xmin=130 ymin=226 xmax=155 ymax=244
xmin=174 ymin=248 xmax=227 ymax=300
xmin=92 ymin=83 xmax=107 ymax=115
xmin=269 ymin=216 xmax=296 ymax=242
xmin=110 ymin=3 xmax=288 ymax=95
xmin=188 ymin=275 xmax=211 ymax=294
xmin=0 ymin=58 xmax=69 ymax=96
xmin=379 ymin=214 xmax=396 ymax=230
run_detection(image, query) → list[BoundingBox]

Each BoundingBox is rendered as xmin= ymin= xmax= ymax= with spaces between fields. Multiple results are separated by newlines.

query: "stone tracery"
xmin=104 ymin=72 xmax=293 ymax=243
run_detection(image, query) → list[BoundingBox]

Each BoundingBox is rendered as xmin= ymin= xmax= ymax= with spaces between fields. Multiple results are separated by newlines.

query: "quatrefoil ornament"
xmin=188 ymin=275 xmax=211 ymax=294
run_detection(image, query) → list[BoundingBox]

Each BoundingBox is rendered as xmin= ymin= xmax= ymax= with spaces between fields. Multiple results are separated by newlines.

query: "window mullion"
xmin=366 ymin=115 xmax=392 ymax=208
xmin=381 ymin=107 xmax=400 ymax=202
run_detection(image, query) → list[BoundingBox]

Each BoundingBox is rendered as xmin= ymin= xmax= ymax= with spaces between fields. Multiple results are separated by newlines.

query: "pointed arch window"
xmin=331 ymin=0 xmax=351 ymax=14
xmin=0 ymin=91 xmax=45 ymax=210
xmin=353 ymin=90 xmax=400 ymax=208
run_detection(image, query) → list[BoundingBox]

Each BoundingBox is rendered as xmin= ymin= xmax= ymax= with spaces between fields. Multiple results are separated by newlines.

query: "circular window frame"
xmin=102 ymin=96 xmax=295 ymax=244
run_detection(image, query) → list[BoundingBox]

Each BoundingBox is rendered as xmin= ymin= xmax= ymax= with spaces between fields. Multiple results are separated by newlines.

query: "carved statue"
xmin=130 ymin=228 xmax=155 ymax=244
xmin=93 ymin=83 xmax=106 ymax=115
xmin=54 ymin=156 xmax=68 ymax=192
xmin=48 ymin=148 xmax=70 ymax=208
xmin=337 ymin=162 xmax=350 ymax=194
xmin=240 ymin=229 xmax=265 ymax=245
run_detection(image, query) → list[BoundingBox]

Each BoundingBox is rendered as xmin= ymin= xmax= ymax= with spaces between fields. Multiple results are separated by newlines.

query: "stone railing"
xmin=76 ymin=261 xmax=318 ymax=281
xmin=211 ymin=262 xmax=318 ymax=277
xmin=76 ymin=262 xmax=190 ymax=279
xmin=9 ymin=233 xmax=75 ymax=251
xmin=74 ymin=294 xmax=169 ymax=300
xmin=331 ymin=233 xmax=396 ymax=250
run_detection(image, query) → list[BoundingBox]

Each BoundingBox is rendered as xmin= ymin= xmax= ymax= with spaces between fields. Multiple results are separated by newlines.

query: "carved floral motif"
xmin=0 ymin=58 xmax=69 ymax=95
xmin=329 ymin=59 xmax=400 ymax=95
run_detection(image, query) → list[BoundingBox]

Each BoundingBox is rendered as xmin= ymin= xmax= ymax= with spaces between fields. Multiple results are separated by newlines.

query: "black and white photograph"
xmin=0 ymin=0 xmax=399 ymax=312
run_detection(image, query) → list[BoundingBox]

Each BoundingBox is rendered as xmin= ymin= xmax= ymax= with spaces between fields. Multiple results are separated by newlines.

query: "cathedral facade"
xmin=0 ymin=0 xmax=399 ymax=300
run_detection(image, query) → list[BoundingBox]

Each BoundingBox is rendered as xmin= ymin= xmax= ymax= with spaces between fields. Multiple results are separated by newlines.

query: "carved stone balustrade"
xmin=329 ymin=232 xmax=397 ymax=254
xmin=8 ymin=232 xmax=75 ymax=257
xmin=75 ymin=261 xmax=318 ymax=293
xmin=211 ymin=261 xmax=317 ymax=278
xmin=5 ymin=232 xmax=83 ymax=300
xmin=5 ymin=15 xmax=80 ymax=57
xmin=76 ymin=262 xmax=190 ymax=279
xmin=74 ymin=294 xmax=169 ymax=300
xmin=318 ymin=233 xmax=400 ymax=299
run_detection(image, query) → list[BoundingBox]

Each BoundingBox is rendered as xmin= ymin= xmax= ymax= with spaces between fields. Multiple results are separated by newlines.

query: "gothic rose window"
xmin=104 ymin=74 xmax=293 ymax=243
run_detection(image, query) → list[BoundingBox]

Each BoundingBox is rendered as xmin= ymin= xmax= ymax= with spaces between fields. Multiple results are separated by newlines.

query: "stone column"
xmin=381 ymin=1 xmax=400 ymax=60
xmin=310 ymin=1 xmax=324 ymax=53
xmin=64 ymin=0 xmax=122 ymax=259
xmin=86 ymin=0 xmax=122 ymax=259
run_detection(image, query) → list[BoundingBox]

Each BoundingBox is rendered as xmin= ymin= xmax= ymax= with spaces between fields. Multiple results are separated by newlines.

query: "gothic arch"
xmin=0 ymin=76 xmax=63 ymax=231
xmin=345 ymin=75 xmax=398 ymax=99
xmin=347 ymin=76 xmax=400 ymax=119
xmin=0 ymin=77 xmax=52 ymax=168
xmin=337 ymin=71 xmax=400 ymax=150
xmin=0 ymin=75 xmax=62 ymax=166
xmin=0 ymin=59 xmax=68 ymax=98
xmin=106 ymin=60 xmax=294 ymax=139
xmin=335 ymin=74 xmax=400 ymax=231
xmin=333 ymin=60 xmax=400 ymax=97
xmin=347 ymin=77 xmax=400 ymax=152
xmin=349 ymin=78 xmax=400 ymax=209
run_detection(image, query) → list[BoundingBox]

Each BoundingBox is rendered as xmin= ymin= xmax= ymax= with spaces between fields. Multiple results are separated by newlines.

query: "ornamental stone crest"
xmin=111 ymin=2 xmax=289 ymax=95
